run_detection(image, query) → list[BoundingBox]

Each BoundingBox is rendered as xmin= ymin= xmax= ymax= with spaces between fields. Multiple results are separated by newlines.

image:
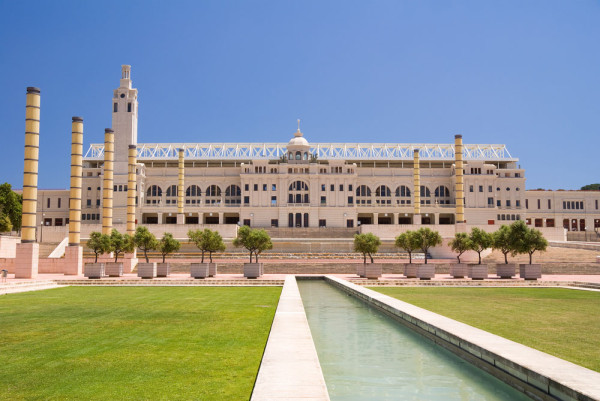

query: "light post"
xmin=40 ymin=221 xmax=43 ymax=243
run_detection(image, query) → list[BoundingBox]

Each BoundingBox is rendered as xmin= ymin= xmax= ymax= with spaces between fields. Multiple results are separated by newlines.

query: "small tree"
xmin=188 ymin=229 xmax=207 ymax=262
xmin=205 ymin=230 xmax=226 ymax=263
xmin=413 ymin=227 xmax=442 ymax=264
xmin=233 ymin=226 xmax=273 ymax=263
xmin=469 ymin=227 xmax=493 ymax=265
xmin=511 ymin=221 xmax=548 ymax=264
xmin=492 ymin=225 xmax=513 ymax=264
xmin=158 ymin=232 xmax=181 ymax=263
xmin=449 ymin=232 xmax=471 ymax=264
xmin=0 ymin=183 xmax=22 ymax=232
xmin=0 ymin=211 xmax=12 ymax=233
xmin=109 ymin=229 xmax=135 ymax=263
xmin=87 ymin=231 xmax=110 ymax=263
xmin=354 ymin=233 xmax=382 ymax=264
xmin=134 ymin=226 xmax=158 ymax=263
xmin=395 ymin=231 xmax=419 ymax=264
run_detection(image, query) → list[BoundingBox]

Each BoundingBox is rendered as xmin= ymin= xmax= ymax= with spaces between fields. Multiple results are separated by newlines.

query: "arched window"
xmin=303 ymin=152 xmax=308 ymax=160
xmin=434 ymin=185 xmax=451 ymax=204
xmin=146 ymin=185 xmax=162 ymax=204
xmin=295 ymin=151 xmax=301 ymax=160
xmin=356 ymin=185 xmax=372 ymax=205
xmin=225 ymin=184 xmax=241 ymax=205
xmin=395 ymin=185 xmax=411 ymax=205
xmin=186 ymin=185 xmax=201 ymax=204
xmin=165 ymin=185 xmax=177 ymax=204
xmin=420 ymin=186 xmax=431 ymax=205
xmin=375 ymin=185 xmax=391 ymax=205
xmin=288 ymin=180 xmax=309 ymax=204
xmin=205 ymin=185 xmax=221 ymax=205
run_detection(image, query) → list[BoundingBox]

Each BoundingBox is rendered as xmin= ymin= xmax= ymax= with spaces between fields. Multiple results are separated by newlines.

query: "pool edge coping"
xmin=251 ymin=275 xmax=330 ymax=401
xmin=325 ymin=275 xmax=600 ymax=401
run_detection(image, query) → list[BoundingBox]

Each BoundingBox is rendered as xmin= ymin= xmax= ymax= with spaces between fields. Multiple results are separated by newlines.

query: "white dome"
xmin=288 ymin=135 xmax=309 ymax=147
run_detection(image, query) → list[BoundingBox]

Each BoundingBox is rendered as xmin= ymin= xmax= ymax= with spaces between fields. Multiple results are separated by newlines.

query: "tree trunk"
xmin=249 ymin=251 xmax=252 ymax=263
xmin=115 ymin=252 xmax=119 ymax=263
xmin=504 ymin=252 xmax=508 ymax=264
xmin=478 ymin=251 xmax=482 ymax=264
xmin=529 ymin=252 xmax=533 ymax=264
xmin=201 ymin=250 xmax=205 ymax=263
xmin=369 ymin=254 xmax=374 ymax=264
xmin=408 ymin=251 xmax=412 ymax=264
xmin=424 ymin=249 xmax=428 ymax=264
xmin=457 ymin=254 xmax=460 ymax=263
xmin=209 ymin=251 xmax=213 ymax=263
xmin=162 ymin=254 xmax=166 ymax=263
xmin=363 ymin=254 xmax=366 ymax=264
xmin=94 ymin=252 xmax=98 ymax=263
xmin=144 ymin=248 xmax=149 ymax=263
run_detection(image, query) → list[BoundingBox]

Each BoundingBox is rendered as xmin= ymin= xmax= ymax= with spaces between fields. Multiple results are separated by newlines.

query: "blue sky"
xmin=1 ymin=0 xmax=598 ymax=190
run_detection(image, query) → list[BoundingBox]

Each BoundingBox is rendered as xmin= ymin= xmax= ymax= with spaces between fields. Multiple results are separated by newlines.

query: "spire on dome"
xmin=294 ymin=119 xmax=303 ymax=137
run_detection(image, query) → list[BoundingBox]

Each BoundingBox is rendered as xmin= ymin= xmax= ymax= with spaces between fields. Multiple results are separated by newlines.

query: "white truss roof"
xmin=84 ymin=142 xmax=516 ymax=162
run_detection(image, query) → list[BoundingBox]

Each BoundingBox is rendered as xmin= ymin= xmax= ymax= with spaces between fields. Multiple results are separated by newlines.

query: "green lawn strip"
xmin=370 ymin=287 xmax=600 ymax=372
xmin=0 ymin=286 xmax=281 ymax=400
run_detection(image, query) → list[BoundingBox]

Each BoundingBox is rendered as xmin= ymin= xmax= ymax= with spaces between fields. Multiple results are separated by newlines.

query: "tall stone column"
xmin=455 ymin=135 xmax=465 ymax=225
xmin=177 ymin=148 xmax=185 ymax=224
xmin=102 ymin=129 xmax=114 ymax=236
xmin=16 ymin=87 xmax=41 ymax=278
xmin=124 ymin=144 xmax=138 ymax=273
xmin=64 ymin=116 xmax=84 ymax=275
xmin=412 ymin=149 xmax=421 ymax=225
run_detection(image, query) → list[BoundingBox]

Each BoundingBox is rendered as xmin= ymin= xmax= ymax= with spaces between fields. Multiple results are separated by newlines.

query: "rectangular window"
xmin=488 ymin=186 xmax=492 ymax=192
xmin=469 ymin=185 xmax=473 ymax=193
xmin=271 ymin=219 xmax=278 ymax=228
xmin=253 ymin=184 xmax=258 ymax=191
xmin=243 ymin=219 xmax=251 ymax=227
xmin=548 ymin=199 xmax=551 ymax=209
xmin=263 ymin=184 xmax=267 ymax=191
xmin=244 ymin=196 xmax=249 ymax=204
xmin=47 ymin=198 xmax=50 ymax=208
xmin=271 ymin=196 xmax=277 ymax=205
xmin=330 ymin=184 xmax=335 ymax=191
xmin=321 ymin=184 xmax=326 ymax=191
xmin=244 ymin=184 xmax=249 ymax=191
xmin=515 ymin=173 xmax=521 ymax=178
xmin=114 ymin=185 xmax=117 ymax=192
xmin=487 ymin=197 xmax=494 ymax=205
xmin=580 ymin=201 xmax=584 ymax=210
xmin=339 ymin=184 xmax=344 ymax=191
xmin=96 ymin=199 xmax=100 ymax=206
xmin=348 ymin=185 xmax=353 ymax=191
xmin=272 ymin=184 xmax=276 ymax=191
xmin=91 ymin=214 xmax=96 ymax=221
xmin=58 ymin=198 xmax=61 ymax=208
xmin=497 ymin=200 xmax=501 ymax=207
xmin=537 ymin=199 xmax=540 ymax=209
xmin=526 ymin=199 xmax=529 ymax=209
xmin=82 ymin=214 xmax=86 ymax=221
xmin=596 ymin=200 xmax=599 ymax=210
xmin=119 ymin=185 xmax=123 ymax=191
xmin=127 ymin=102 xmax=132 ymax=112
xmin=87 ymin=199 xmax=91 ymax=207
xmin=319 ymin=219 xmax=326 ymax=227
xmin=516 ymin=200 xmax=520 ymax=207
xmin=506 ymin=200 xmax=511 ymax=207
xmin=479 ymin=185 xmax=483 ymax=193
xmin=320 ymin=196 xmax=326 ymax=205
xmin=124 ymin=185 xmax=128 ymax=192
xmin=113 ymin=103 xmax=118 ymax=112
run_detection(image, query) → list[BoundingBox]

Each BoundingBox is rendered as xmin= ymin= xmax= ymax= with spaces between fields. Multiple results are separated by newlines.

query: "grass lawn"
xmin=370 ymin=287 xmax=600 ymax=372
xmin=0 ymin=286 xmax=281 ymax=400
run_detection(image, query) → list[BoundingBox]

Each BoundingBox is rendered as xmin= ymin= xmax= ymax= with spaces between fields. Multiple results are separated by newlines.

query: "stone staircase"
xmin=262 ymin=227 xmax=359 ymax=238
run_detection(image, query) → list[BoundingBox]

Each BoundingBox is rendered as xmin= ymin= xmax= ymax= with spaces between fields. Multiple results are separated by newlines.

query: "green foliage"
xmin=581 ymin=183 xmax=600 ymax=190
xmin=0 ymin=286 xmax=281 ymax=400
xmin=354 ymin=233 xmax=382 ymax=264
xmin=510 ymin=220 xmax=548 ymax=264
xmin=373 ymin=287 xmax=600 ymax=372
xmin=492 ymin=224 xmax=513 ymax=264
xmin=108 ymin=229 xmax=135 ymax=263
xmin=449 ymin=232 xmax=472 ymax=264
xmin=133 ymin=226 xmax=158 ymax=263
xmin=158 ymin=232 xmax=181 ymax=263
xmin=469 ymin=227 xmax=493 ymax=264
xmin=395 ymin=231 xmax=420 ymax=264
xmin=188 ymin=228 xmax=225 ymax=263
xmin=87 ymin=231 xmax=111 ymax=263
xmin=413 ymin=227 xmax=442 ymax=264
xmin=0 ymin=212 xmax=12 ymax=233
xmin=232 ymin=226 xmax=273 ymax=263
xmin=0 ymin=183 xmax=22 ymax=231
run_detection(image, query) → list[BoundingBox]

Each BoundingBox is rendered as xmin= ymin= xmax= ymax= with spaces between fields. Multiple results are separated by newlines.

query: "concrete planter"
xmin=190 ymin=263 xmax=210 ymax=279
xmin=105 ymin=262 xmax=123 ymax=277
xmin=468 ymin=264 xmax=488 ymax=280
xmin=137 ymin=262 xmax=156 ymax=279
xmin=244 ymin=263 xmax=263 ymax=279
xmin=417 ymin=264 xmax=435 ymax=280
xmin=156 ymin=263 xmax=171 ymax=277
xmin=364 ymin=263 xmax=382 ymax=279
xmin=356 ymin=264 xmax=365 ymax=277
xmin=519 ymin=264 xmax=542 ymax=280
xmin=450 ymin=263 xmax=468 ymax=278
xmin=208 ymin=263 xmax=218 ymax=277
xmin=404 ymin=263 xmax=417 ymax=278
xmin=496 ymin=263 xmax=517 ymax=279
xmin=84 ymin=263 xmax=104 ymax=279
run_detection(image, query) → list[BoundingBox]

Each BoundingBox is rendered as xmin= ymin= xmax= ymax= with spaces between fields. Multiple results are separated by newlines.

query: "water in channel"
xmin=298 ymin=280 xmax=532 ymax=401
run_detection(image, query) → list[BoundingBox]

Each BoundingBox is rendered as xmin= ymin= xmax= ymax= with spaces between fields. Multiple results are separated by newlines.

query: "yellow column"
xmin=413 ymin=149 xmax=421 ymax=216
xmin=102 ymin=128 xmax=114 ymax=235
xmin=127 ymin=145 xmax=137 ymax=236
xmin=68 ymin=117 xmax=83 ymax=245
xmin=21 ymin=87 xmax=41 ymax=243
xmin=455 ymin=135 xmax=465 ymax=223
xmin=177 ymin=148 xmax=184 ymax=221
